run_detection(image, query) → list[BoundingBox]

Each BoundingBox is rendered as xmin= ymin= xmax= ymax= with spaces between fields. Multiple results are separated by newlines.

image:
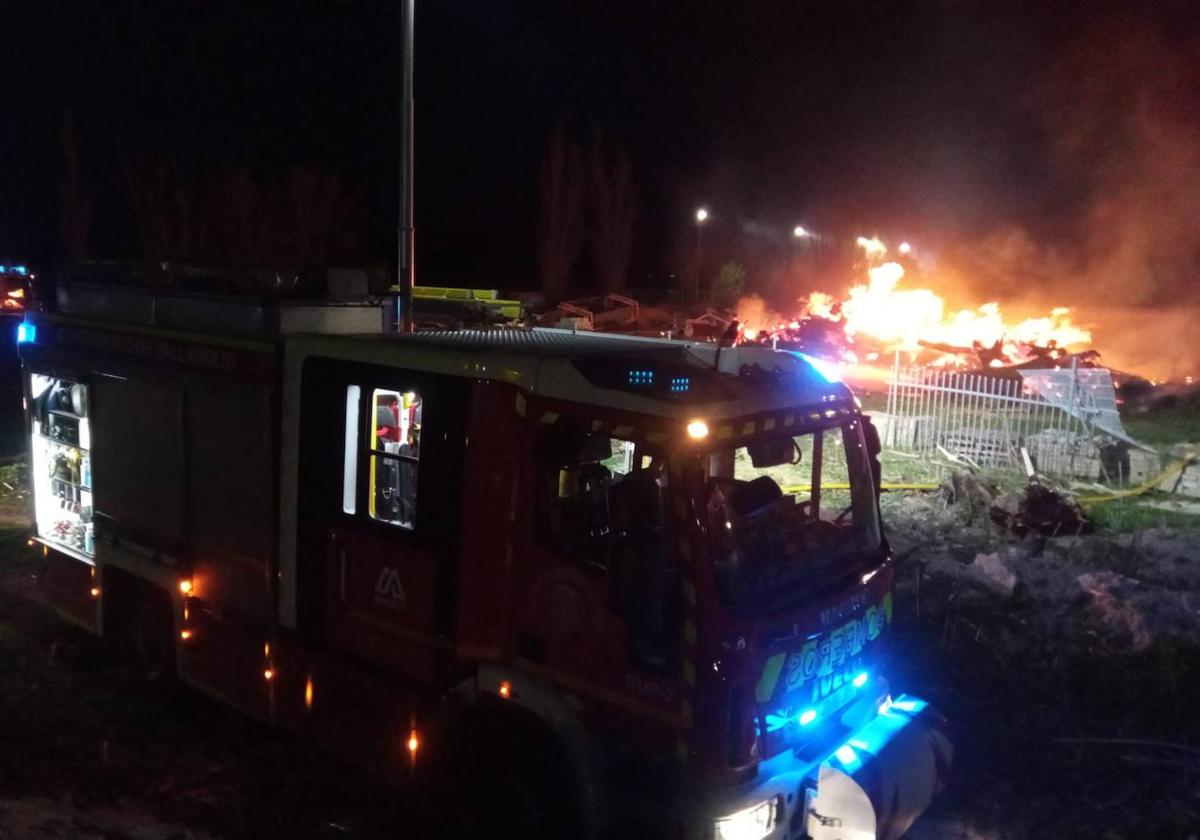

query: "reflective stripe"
xmin=756 ymin=652 xmax=787 ymax=703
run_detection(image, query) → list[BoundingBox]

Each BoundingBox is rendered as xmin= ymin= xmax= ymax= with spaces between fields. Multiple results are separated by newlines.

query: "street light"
xmin=793 ymin=225 xmax=809 ymax=238
xmin=694 ymin=208 xmax=709 ymax=301
xmin=696 ymin=208 xmax=709 ymax=223
xmin=898 ymin=241 xmax=912 ymax=254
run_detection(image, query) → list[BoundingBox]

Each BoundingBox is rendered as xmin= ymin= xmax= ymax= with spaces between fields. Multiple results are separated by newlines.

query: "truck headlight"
xmin=715 ymin=797 xmax=778 ymax=840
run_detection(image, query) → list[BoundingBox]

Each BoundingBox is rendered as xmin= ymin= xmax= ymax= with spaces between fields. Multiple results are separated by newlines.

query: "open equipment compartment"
xmin=29 ymin=373 xmax=94 ymax=559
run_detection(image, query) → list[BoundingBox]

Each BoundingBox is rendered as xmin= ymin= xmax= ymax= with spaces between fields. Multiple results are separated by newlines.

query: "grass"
xmin=1083 ymin=495 xmax=1200 ymax=533
xmin=1123 ymin=397 xmax=1200 ymax=446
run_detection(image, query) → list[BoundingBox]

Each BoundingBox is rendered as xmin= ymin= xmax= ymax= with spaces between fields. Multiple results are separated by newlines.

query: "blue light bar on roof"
xmin=16 ymin=322 xmax=36 ymax=344
xmin=12 ymin=266 xmax=26 ymax=276
xmin=627 ymin=368 xmax=655 ymax=386
xmin=798 ymin=352 xmax=843 ymax=384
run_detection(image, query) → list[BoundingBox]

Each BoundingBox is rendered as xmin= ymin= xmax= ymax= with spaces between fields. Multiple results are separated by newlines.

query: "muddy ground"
xmin=1 ymin=482 xmax=1199 ymax=839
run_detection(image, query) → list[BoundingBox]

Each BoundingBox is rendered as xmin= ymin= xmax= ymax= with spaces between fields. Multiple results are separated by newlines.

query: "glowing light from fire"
xmin=828 ymin=261 xmax=1091 ymax=363
xmin=898 ymin=241 xmax=912 ymax=254
xmin=735 ymin=241 xmax=1093 ymax=373
xmin=856 ymin=236 xmax=887 ymax=259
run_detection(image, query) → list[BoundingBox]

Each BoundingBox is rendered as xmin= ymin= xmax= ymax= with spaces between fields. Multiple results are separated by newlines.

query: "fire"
xmin=832 ymin=261 xmax=1090 ymax=358
xmin=855 ymin=236 xmax=887 ymax=259
xmin=735 ymin=236 xmax=1093 ymax=372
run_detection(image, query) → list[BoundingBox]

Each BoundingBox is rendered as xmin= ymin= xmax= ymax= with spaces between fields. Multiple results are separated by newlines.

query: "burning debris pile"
xmin=736 ymin=237 xmax=1097 ymax=375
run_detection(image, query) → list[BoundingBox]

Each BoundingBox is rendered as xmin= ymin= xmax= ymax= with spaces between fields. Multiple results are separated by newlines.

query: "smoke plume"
xmin=938 ymin=25 xmax=1200 ymax=378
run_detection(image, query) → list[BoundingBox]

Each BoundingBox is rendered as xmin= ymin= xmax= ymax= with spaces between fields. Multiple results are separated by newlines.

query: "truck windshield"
xmin=704 ymin=418 xmax=882 ymax=613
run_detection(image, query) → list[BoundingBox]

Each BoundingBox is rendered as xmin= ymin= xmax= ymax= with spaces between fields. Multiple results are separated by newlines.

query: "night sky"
xmin=5 ymin=2 xmax=1200 ymax=372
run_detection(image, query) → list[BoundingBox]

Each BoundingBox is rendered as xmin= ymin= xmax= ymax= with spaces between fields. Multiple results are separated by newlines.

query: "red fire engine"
xmin=18 ymin=277 xmax=950 ymax=840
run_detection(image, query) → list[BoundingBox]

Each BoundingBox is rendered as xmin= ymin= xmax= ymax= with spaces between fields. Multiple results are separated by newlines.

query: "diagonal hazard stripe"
xmin=756 ymin=652 xmax=787 ymax=704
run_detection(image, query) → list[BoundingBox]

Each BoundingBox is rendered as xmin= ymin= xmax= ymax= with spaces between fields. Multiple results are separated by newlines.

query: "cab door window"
xmin=367 ymin=388 xmax=421 ymax=528
xmin=535 ymin=425 xmax=677 ymax=671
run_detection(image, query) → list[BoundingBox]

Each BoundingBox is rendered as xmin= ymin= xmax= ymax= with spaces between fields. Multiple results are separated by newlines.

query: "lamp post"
xmin=694 ymin=207 xmax=708 ymax=302
xmin=397 ymin=0 xmax=416 ymax=333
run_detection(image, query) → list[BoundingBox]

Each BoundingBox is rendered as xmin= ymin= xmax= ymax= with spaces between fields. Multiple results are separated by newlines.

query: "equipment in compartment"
xmin=30 ymin=373 xmax=93 ymax=558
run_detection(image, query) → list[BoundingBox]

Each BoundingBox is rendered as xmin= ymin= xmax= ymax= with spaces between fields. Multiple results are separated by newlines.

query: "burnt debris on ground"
xmin=886 ymin=473 xmax=1200 ymax=839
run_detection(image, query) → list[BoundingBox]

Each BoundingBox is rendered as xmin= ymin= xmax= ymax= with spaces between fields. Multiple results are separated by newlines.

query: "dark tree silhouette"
xmin=535 ymin=126 xmax=585 ymax=303
xmin=287 ymin=167 xmax=364 ymax=264
xmin=58 ymin=113 xmax=92 ymax=258
xmin=117 ymin=141 xmax=204 ymax=258
xmin=588 ymin=133 xmax=636 ymax=294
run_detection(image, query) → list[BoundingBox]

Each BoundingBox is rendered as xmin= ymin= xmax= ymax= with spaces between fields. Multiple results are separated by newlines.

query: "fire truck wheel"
xmin=102 ymin=573 xmax=177 ymax=682
xmin=442 ymin=702 xmax=583 ymax=840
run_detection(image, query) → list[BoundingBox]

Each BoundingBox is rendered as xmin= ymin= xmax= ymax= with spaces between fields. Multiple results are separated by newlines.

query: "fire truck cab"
xmin=18 ymin=279 xmax=949 ymax=840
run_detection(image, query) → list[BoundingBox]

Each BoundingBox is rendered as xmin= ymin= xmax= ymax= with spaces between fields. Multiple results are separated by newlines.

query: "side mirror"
xmin=746 ymin=435 xmax=797 ymax=468
xmin=861 ymin=415 xmax=883 ymax=496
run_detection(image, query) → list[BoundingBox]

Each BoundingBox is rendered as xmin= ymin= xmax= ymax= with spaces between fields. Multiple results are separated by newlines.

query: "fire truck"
xmin=17 ymin=277 xmax=950 ymax=840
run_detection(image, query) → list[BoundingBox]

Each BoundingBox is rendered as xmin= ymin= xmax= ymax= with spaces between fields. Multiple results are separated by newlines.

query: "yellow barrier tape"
xmin=782 ymin=483 xmax=939 ymax=493
xmin=1076 ymin=456 xmax=1196 ymax=505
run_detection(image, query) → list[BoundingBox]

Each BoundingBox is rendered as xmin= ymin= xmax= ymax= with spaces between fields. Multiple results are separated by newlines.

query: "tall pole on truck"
xmin=397 ymin=0 xmax=416 ymax=333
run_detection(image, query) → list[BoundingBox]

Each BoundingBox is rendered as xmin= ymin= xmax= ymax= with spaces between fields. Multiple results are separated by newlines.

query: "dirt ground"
xmin=884 ymin=490 xmax=1200 ymax=840
xmin=2 ymin=486 xmax=1199 ymax=839
xmin=0 ymin=524 xmax=430 ymax=840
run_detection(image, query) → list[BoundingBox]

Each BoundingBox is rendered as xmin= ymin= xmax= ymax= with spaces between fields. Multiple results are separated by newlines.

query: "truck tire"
xmin=441 ymin=702 xmax=584 ymax=840
xmin=102 ymin=573 xmax=177 ymax=682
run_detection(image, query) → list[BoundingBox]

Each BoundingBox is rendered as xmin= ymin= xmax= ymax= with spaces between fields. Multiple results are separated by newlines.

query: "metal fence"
xmin=880 ymin=358 xmax=1110 ymax=480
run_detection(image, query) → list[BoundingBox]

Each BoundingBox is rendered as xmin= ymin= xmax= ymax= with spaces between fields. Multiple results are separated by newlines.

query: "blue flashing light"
xmin=627 ymin=368 xmax=655 ymax=386
xmin=834 ymin=745 xmax=857 ymax=764
xmin=799 ymin=708 xmax=817 ymax=726
xmin=16 ymin=323 xmax=35 ymax=344
xmin=12 ymin=266 xmax=26 ymax=276
xmin=669 ymin=376 xmax=691 ymax=393
xmin=798 ymin=352 xmax=843 ymax=384
xmin=852 ymin=671 xmax=869 ymax=689
xmin=0 ymin=266 xmax=5 ymax=273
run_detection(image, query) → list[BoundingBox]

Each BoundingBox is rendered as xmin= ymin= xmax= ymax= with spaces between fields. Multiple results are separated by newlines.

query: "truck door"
xmin=297 ymin=359 xmax=467 ymax=686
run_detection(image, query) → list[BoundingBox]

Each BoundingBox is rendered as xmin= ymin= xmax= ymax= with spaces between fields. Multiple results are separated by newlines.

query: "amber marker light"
xmin=180 ymin=629 xmax=192 ymax=641
xmin=499 ymin=680 xmax=512 ymax=699
xmin=263 ymin=668 xmax=274 ymax=681
xmin=686 ymin=419 xmax=709 ymax=440
xmin=407 ymin=730 xmax=420 ymax=756
xmin=178 ymin=579 xmax=193 ymax=595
